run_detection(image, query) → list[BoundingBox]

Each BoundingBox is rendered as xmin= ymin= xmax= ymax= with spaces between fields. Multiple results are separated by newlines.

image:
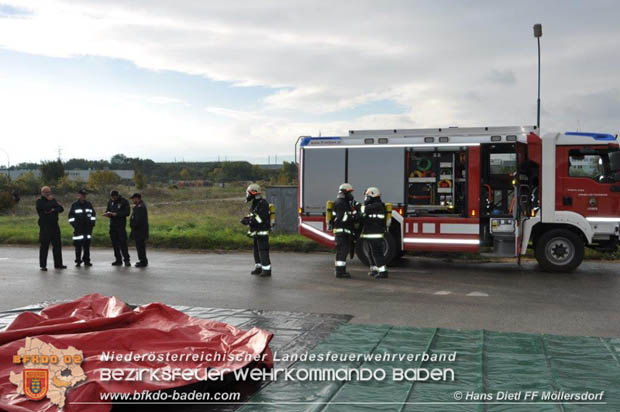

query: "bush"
xmin=88 ymin=170 xmax=121 ymax=192
xmin=0 ymin=191 xmax=16 ymax=212
xmin=13 ymin=172 xmax=42 ymax=196
xmin=56 ymin=176 xmax=83 ymax=194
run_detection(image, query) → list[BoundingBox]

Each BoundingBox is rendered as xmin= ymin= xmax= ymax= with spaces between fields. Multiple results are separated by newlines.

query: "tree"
xmin=40 ymin=160 xmax=65 ymax=184
xmin=134 ymin=169 xmax=146 ymax=190
xmin=88 ymin=170 xmax=121 ymax=192
xmin=277 ymin=161 xmax=298 ymax=184
xmin=179 ymin=168 xmax=190 ymax=180
xmin=110 ymin=154 xmax=128 ymax=167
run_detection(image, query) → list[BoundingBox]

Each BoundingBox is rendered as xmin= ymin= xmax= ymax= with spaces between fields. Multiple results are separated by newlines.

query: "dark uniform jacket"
xmin=332 ymin=194 xmax=355 ymax=235
xmin=130 ymin=200 xmax=149 ymax=240
xmin=106 ymin=196 xmax=130 ymax=229
xmin=248 ymin=198 xmax=270 ymax=236
xmin=68 ymin=200 xmax=96 ymax=236
xmin=36 ymin=197 xmax=64 ymax=228
xmin=361 ymin=198 xmax=387 ymax=236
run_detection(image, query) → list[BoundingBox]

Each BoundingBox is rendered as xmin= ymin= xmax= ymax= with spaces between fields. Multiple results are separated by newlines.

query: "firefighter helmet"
xmin=246 ymin=183 xmax=261 ymax=194
xmin=246 ymin=183 xmax=262 ymax=202
xmin=338 ymin=183 xmax=353 ymax=193
xmin=364 ymin=187 xmax=381 ymax=198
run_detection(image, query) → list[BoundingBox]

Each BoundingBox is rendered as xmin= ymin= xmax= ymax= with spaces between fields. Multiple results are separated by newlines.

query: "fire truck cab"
xmin=297 ymin=126 xmax=620 ymax=272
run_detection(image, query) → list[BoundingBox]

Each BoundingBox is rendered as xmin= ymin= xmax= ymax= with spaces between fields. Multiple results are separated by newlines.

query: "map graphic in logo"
xmin=10 ymin=337 xmax=87 ymax=409
xmin=23 ymin=369 xmax=49 ymax=401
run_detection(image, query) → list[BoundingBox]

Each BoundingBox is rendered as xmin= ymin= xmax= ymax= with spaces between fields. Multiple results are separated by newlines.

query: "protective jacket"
xmin=130 ymin=200 xmax=149 ymax=240
xmin=36 ymin=197 xmax=64 ymax=228
xmin=106 ymin=196 xmax=130 ymax=229
xmin=361 ymin=197 xmax=387 ymax=237
xmin=247 ymin=198 xmax=271 ymax=237
xmin=68 ymin=200 xmax=96 ymax=240
xmin=332 ymin=194 xmax=356 ymax=235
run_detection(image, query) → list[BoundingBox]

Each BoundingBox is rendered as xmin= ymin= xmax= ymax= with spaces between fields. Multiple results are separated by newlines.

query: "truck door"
xmin=515 ymin=142 xmax=530 ymax=255
xmin=556 ymin=146 xmax=620 ymax=217
xmin=480 ymin=143 xmax=519 ymax=256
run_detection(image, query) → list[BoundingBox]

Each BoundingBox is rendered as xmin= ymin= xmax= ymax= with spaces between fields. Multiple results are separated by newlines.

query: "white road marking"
xmin=434 ymin=290 xmax=452 ymax=295
xmin=467 ymin=291 xmax=489 ymax=297
xmin=0 ymin=258 xmax=8 ymax=261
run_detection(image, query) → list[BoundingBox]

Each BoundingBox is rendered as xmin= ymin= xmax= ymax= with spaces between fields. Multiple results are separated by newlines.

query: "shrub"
xmin=13 ymin=172 xmax=42 ymax=195
xmin=56 ymin=176 xmax=83 ymax=194
xmin=88 ymin=170 xmax=121 ymax=192
xmin=0 ymin=191 xmax=16 ymax=212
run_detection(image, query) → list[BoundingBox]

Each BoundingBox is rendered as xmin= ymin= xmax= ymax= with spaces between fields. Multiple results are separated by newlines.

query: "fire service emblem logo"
xmin=23 ymin=369 xmax=49 ymax=401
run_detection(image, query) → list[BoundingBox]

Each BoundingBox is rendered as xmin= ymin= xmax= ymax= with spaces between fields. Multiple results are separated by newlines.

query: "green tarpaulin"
xmin=239 ymin=325 xmax=620 ymax=412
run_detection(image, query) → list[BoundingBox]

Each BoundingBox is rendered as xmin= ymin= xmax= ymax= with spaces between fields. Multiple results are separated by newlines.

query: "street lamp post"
xmin=533 ymin=23 xmax=542 ymax=130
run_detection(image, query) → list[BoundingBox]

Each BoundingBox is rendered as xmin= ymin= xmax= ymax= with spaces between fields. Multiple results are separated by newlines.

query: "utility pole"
xmin=533 ymin=23 xmax=542 ymax=130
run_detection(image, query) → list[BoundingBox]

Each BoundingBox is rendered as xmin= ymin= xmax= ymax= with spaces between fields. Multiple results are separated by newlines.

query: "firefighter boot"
xmin=335 ymin=265 xmax=351 ymax=278
xmin=259 ymin=266 xmax=272 ymax=277
xmin=374 ymin=266 xmax=389 ymax=279
xmin=368 ymin=266 xmax=378 ymax=277
xmin=251 ymin=264 xmax=262 ymax=275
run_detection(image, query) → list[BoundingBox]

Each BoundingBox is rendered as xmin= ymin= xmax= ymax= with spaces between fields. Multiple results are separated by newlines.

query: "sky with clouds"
xmin=0 ymin=0 xmax=618 ymax=166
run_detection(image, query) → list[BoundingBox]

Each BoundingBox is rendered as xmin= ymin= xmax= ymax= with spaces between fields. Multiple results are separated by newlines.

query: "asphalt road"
xmin=0 ymin=246 xmax=618 ymax=337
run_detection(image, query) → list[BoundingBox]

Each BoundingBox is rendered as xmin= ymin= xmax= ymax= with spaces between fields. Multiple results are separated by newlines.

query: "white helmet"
xmin=246 ymin=183 xmax=261 ymax=194
xmin=364 ymin=187 xmax=381 ymax=198
xmin=338 ymin=183 xmax=353 ymax=193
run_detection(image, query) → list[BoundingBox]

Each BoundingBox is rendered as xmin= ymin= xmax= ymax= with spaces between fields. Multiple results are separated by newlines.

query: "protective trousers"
xmin=253 ymin=236 xmax=271 ymax=271
xmin=368 ymin=238 xmax=387 ymax=272
xmin=335 ymin=234 xmax=350 ymax=274
xmin=74 ymin=238 xmax=91 ymax=264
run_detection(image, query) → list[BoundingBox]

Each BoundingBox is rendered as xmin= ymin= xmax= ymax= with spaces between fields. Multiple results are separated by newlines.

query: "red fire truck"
xmin=297 ymin=126 xmax=620 ymax=272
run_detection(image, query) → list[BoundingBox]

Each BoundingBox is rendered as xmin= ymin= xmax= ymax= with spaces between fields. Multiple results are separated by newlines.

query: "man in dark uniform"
xmin=129 ymin=193 xmax=149 ymax=267
xmin=103 ymin=190 xmax=131 ymax=266
xmin=240 ymin=183 xmax=271 ymax=277
xmin=330 ymin=183 xmax=358 ymax=278
xmin=68 ymin=189 xmax=96 ymax=267
xmin=36 ymin=186 xmax=66 ymax=271
xmin=360 ymin=187 xmax=388 ymax=279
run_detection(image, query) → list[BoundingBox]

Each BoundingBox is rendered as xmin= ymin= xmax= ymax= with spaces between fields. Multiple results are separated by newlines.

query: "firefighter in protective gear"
xmin=68 ymin=189 xmax=96 ymax=267
xmin=36 ymin=186 xmax=66 ymax=271
xmin=240 ymin=183 xmax=271 ymax=277
xmin=104 ymin=190 xmax=131 ymax=266
xmin=360 ymin=187 xmax=388 ymax=278
xmin=330 ymin=183 xmax=358 ymax=278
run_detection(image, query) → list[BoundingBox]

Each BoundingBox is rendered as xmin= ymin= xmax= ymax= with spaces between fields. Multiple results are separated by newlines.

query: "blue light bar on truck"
xmin=565 ymin=132 xmax=617 ymax=141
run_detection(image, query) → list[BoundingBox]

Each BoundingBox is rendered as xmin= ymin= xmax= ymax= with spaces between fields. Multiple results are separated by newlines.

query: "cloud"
xmin=486 ymin=69 xmax=517 ymax=85
xmin=0 ymin=0 xmax=619 ymax=164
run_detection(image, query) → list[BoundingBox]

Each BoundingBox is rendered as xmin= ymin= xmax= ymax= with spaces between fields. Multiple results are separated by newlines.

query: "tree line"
xmin=0 ymin=155 xmax=298 ymax=211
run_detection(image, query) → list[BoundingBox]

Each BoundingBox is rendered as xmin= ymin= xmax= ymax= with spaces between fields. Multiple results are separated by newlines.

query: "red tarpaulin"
xmin=0 ymin=294 xmax=273 ymax=412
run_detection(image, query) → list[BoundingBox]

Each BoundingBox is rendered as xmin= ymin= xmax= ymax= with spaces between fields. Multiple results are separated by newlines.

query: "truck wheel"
xmin=356 ymin=233 xmax=397 ymax=266
xmin=535 ymin=229 xmax=584 ymax=272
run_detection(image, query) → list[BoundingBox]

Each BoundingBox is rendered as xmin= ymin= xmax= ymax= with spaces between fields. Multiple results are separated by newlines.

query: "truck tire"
xmin=535 ymin=229 xmax=584 ymax=272
xmin=356 ymin=233 xmax=397 ymax=267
